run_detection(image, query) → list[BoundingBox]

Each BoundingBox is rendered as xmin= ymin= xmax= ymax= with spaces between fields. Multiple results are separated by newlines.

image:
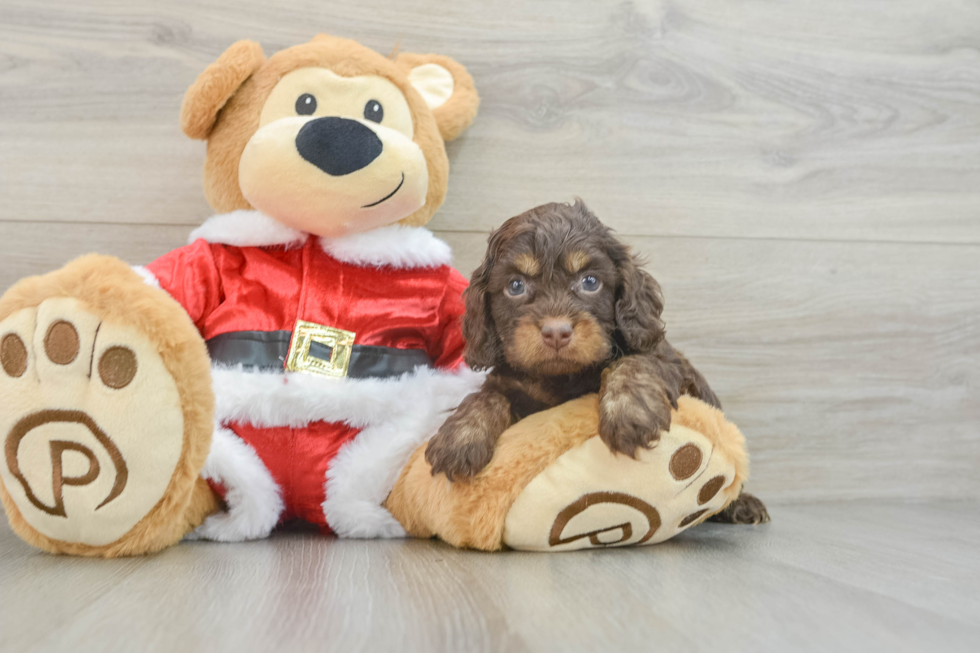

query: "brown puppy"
xmin=426 ymin=200 xmax=768 ymax=524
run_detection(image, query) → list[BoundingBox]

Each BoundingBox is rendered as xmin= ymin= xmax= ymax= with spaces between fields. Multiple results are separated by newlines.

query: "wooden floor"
xmin=2 ymin=501 xmax=978 ymax=652
xmin=1 ymin=0 xmax=979 ymax=651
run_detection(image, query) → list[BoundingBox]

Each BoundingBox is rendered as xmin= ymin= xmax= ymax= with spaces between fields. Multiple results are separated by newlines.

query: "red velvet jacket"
xmin=139 ymin=211 xmax=482 ymax=540
xmin=146 ymin=227 xmax=467 ymax=368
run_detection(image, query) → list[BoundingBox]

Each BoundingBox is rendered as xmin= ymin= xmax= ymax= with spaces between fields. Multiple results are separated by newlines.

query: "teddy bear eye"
xmin=296 ymin=94 xmax=317 ymax=116
xmin=363 ymin=100 xmax=384 ymax=123
xmin=580 ymin=275 xmax=601 ymax=293
xmin=507 ymin=279 xmax=526 ymax=297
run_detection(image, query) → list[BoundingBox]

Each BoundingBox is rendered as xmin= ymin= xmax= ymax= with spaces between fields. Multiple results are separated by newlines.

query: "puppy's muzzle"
xmin=295 ymin=117 xmax=383 ymax=176
xmin=540 ymin=318 xmax=573 ymax=351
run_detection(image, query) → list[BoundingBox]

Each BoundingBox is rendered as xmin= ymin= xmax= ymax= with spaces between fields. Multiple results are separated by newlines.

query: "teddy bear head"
xmin=180 ymin=35 xmax=479 ymax=237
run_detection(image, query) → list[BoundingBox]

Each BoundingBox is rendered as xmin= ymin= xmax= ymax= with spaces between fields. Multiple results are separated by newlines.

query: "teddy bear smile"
xmin=362 ymin=172 xmax=405 ymax=208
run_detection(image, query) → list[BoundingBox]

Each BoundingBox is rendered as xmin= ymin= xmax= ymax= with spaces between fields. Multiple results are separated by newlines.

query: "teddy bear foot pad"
xmin=387 ymin=394 xmax=747 ymax=552
xmin=0 ymin=256 xmax=215 ymax=556
xmin=503 ymin=425 xmax=736 ymax=551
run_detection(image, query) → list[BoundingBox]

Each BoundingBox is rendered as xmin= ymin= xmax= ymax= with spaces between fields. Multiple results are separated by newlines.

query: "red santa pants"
xmin=210 ymin=420 xmax=362 ymax=533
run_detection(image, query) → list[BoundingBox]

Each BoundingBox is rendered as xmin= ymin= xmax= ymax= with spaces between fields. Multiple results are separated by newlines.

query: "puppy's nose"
xmin=295 ymin=117 xmax=383 ymax=176
xmin=540 ymin=319 xmax=574 ymax=350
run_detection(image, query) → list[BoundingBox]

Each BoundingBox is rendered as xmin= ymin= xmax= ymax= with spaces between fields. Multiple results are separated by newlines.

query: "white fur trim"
xmin=320 ymin=225 xmax=453 ymax=269
xmin=208 ymin=363 xmax=484 ymax=538
xmin=211 ymin=364 xmax=482 ymax=429
xmin=323 ymin=365 xmax=484 ymax=538
xmin=131 ymin=265 xmax=160 ymax=289
xmin=188 ymin=425 xmax=285 ymax=542
xmin=189 ymin=210 xmax=307 ymax=248
xmin=187 ymin=210 xmax=452 ymax=270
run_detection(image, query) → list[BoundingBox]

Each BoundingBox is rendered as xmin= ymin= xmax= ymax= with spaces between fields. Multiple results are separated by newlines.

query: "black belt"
xmin=206 ymin=330 xmax=432 ymax=379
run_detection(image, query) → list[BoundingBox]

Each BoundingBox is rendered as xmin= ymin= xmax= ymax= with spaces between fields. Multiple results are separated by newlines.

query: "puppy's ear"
xmin=462 ymin=230 xmax=505 ymax=370
xmin=181 ymin=40 xmax=265 ymax=140
xmin=614 ymin=250 xmax=666 ymax=353
xmin=396 ymin=53 xmax=479 ymax=141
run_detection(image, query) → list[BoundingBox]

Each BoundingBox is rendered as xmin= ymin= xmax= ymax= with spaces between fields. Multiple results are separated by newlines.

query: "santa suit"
xmin=138 ymin=210 xmax=482 ymax=540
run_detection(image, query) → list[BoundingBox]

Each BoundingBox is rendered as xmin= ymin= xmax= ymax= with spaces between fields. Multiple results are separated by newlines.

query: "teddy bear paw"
xmin=0 ymin=297 xmax=187 ymax=548
xmin=502 ymin=423 xmax=740 ymax=551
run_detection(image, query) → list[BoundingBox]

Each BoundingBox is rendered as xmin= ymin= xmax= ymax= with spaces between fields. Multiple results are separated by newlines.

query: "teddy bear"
xmin=0 ymin=35 xmax=751 ymax=556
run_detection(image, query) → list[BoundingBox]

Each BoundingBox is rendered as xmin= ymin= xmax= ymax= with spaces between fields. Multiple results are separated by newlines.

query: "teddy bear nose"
xmin=540 ymin=319 xmax=574 ymax=350
xmin=295 ymin=117 xmax=383 ymax=176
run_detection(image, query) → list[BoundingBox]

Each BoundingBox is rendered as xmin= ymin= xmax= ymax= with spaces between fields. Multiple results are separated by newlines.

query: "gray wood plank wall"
xmin=1 ymin=0 xmax=978 ymax=503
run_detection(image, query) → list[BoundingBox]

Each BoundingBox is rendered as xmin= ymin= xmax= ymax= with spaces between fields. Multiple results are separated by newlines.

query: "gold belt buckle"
xmin=285 ymin=320 xmax=356 ymax=378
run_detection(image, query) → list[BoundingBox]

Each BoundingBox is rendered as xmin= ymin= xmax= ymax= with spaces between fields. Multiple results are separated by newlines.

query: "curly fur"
xmin=425 ymin=200 xmax=728 ymax=480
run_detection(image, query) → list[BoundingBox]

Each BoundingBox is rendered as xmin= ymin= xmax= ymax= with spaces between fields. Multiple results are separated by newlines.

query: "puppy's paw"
xmin=425 ymin=433 xmax=495 ymax=482
xmin=709 ymin=492 xmax=771 ymax=525
xmin=598 ymin=394 xmax=671 ymax=457
xmin=598 ymin=355 xmax=678 ymax=457
xmin=425 ymin=389 xmax=511 ymax=482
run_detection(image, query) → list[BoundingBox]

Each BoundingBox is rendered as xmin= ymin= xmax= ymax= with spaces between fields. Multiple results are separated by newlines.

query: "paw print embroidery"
xmin=548 ymin=491 xmax=661 ymax=547
xmin=504 ymin=424 xmax=738 ymax=551
xmin=668 ymin=443 xmax=729 ymax=528
xmin=6 ymin=409 xmax=128 ymax=518
xmin=0 ymin=298 xmax=185 ymax=546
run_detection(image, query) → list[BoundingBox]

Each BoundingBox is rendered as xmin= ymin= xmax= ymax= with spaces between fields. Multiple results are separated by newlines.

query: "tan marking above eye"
xmin=669 ymin=443 xmax=703 ymax=480
xmin=98 ymin=346 xmax=138 ymax=389
xmin=1 ymin=333 xmax=28 ymax=377
xmin=564 ymin=251 xmax=591 ymax=274
xmin=44 ymin=320 xmax=79 ymax=365
xmin=513 ymin=253 xmax=540 ymax=277
xmin=258 ymin=67 xmax=414 ymax=138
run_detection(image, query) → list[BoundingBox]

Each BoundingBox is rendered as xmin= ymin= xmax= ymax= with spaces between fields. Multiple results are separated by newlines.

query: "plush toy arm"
xmin=144 ymin=240 xmax=224 ymax=331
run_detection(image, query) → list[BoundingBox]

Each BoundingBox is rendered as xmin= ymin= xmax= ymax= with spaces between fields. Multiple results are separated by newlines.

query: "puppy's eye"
xmin=296 ymin=94 xmax=317 ymax=115
xmin=364 ymin=100 xmax=384 ymax=123
xmin=507 ymin=279 xmax=526 ymax=297
xmin=580 ymin=275 xmax=601 ymax=293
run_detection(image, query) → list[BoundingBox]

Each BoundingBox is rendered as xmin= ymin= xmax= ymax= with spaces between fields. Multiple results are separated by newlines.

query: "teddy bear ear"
xmin=180 ymin=40 xmax=266 ymax=140
xmin=396 ymin=53 xmax=479 ymax=141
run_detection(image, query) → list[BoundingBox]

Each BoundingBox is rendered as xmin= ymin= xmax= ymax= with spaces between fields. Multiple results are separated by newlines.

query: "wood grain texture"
xmin=1 ymin=0 xmax=979 ymax=241
xmin=0 ymin=0 xmax=978 ymax=504
xmin=2 ymin=503 xmax=979 ymax=652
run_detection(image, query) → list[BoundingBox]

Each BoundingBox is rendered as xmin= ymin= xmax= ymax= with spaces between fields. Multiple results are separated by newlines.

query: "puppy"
xmin=426 ymin=200 xmax=768 ymax=524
